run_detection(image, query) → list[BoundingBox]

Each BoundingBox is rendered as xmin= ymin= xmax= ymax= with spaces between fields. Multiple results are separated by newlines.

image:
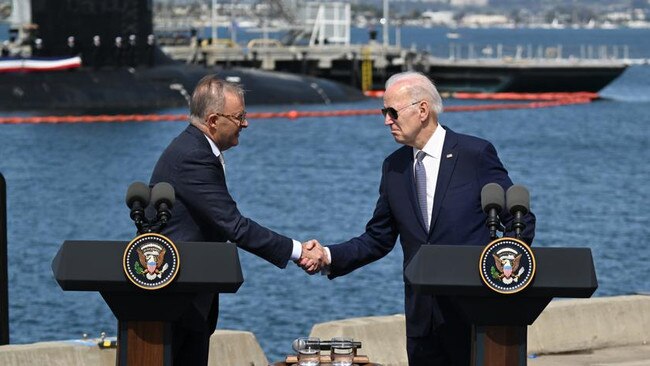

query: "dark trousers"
xmin=172 ymin=294 xmax=219 ymax=365
xmin=172 ymin=324 xmax=211 ymax=365
xmin=407 ymin=321 xmax=471 ymax=366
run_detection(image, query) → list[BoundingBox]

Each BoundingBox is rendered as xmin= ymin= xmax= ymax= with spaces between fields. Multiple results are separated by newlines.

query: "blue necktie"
xmin=415 ymin=151 xmax=429 ymax=231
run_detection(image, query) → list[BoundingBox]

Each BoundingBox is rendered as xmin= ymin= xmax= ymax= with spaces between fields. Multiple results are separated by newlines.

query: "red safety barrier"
xmin=0 ymin=92 xmax=598 ymax=125
xmin=0 ymin=114 xmax=189 ymax=124
xmin=363 ymin=90 xmax=385 ymax=98
xmin=453 ymin=92 xmax=600 ymax=101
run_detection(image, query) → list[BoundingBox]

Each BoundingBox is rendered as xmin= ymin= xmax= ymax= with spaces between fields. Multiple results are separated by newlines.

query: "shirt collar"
xmin=413 ymin=124 xmax=446 ymax=160
xmin=204 ymin=134 xmax=224 ymax=165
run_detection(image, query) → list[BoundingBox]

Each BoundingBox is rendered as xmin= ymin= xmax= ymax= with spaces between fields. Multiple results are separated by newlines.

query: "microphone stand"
xmin=129 ymin=203 xmax=147 ymax=235
xmin=135 ymin=219 xmax=167 ymax=235
xmin=486 ymin=208 xmax=505 ymax=240
xmin=132 ymin=210 xmax=169 ymax=235
xmin=511 ymin=211 xmax=526 ymax=240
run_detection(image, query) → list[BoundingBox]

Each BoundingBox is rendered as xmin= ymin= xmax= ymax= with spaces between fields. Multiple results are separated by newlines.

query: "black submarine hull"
xmin=0 ymin=62 xmax=366 ymax=113
xmin=0 ymin=0 xmax=365 ymax=113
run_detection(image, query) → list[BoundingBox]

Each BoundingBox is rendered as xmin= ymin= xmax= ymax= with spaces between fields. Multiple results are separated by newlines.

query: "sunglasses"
xmin=214 ymin=111 xmax=247 ymax=126
xmin=381 ymin=101 xmax=421 ymax=120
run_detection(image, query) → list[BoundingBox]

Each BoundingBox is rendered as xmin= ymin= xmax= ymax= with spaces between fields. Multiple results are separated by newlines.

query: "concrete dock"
xmin=310 ymin=295 xmax=650 ymax=366
xmin=0 ymin=295 xmax=648 ymax=365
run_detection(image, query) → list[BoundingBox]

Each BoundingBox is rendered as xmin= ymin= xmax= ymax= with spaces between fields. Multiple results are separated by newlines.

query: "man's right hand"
xmin=297 ymin=239 xmax=329 ymax=275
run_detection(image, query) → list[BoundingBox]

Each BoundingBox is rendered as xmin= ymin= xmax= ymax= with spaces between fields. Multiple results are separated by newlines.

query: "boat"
xmin=0 ymin=0 xmax=365 ymax=113
xmin=159 ymin=1 xmax=627 ymax=95
xmin=419 ymin=58 xmax=628 ymax=94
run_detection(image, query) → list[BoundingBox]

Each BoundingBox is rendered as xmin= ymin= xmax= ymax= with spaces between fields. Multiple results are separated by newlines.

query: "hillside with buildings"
xmin=146 ymin=0 xmax=650 ymax=31
xmin=1 ymin=0 xmax=648 ymax=31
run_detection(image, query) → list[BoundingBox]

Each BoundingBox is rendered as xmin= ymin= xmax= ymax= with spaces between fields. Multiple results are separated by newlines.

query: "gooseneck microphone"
xmin=506 ymin=185 xmax=530 ymax=239
xmin=151 ymin=182 xmax=175 ymax=228
xmin=125 ymin=182 xmax=150 ymax=233
xmin=481 ymin=183 xmax=505 ymax=240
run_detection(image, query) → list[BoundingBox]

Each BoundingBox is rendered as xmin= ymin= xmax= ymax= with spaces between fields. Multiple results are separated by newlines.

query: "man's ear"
xmin=206 ymin=114 xmax=218 ymax=129
xmin=419 ymin=101 xmax=429 ymax=123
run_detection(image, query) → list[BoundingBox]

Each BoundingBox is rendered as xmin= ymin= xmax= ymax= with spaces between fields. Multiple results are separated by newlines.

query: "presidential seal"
xmin=123 ymin=233 xmax=180 ymax=290
xmin=479 ymin=237 xmax=536 ymax=294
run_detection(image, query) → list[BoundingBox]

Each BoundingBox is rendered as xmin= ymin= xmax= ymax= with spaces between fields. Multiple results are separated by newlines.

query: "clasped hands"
xmin=297 ymin=240 xmax=329 ymax=275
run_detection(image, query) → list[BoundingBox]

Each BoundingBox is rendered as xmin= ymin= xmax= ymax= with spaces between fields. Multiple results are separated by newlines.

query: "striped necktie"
xmin=415 ymin=151 xmax=429 ymax=231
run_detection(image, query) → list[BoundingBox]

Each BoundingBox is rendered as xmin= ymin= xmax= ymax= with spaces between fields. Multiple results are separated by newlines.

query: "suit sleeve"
xmin=327 ymin=159 xmax=399 ymax=278
xmin=478 ymin=142 xmax=536 ymax=244
xmin=177 ymin=148 xmax=293 ymax=268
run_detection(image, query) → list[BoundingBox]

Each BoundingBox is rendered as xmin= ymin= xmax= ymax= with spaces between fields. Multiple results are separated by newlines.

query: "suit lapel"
xmin=429 ymin=128 xmax=459 ymax=236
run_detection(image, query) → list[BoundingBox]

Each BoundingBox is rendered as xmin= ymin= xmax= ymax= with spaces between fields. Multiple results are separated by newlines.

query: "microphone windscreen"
xmin=125 ymin=182 xmax=150 ymax=208
xmin=506 ymin=185 xmax=530 ymax=215
xmin=151 ymin=182 xmax=175 ymax=208
xmin=292 ymin=338 xmax=306 ymax=352
xmin=481 ymin=183 xmax=504 ymax=213
xmin=291 ymin=338 xmax=324 ymax=351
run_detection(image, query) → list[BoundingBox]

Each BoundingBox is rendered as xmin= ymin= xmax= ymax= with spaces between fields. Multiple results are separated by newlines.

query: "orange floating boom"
xmin=0 ymin=93 xmax=598 ymax=125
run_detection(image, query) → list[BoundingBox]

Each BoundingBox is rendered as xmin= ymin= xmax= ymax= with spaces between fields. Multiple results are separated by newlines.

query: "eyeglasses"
xmin=381 ymin=101 xmax=421 ymax=120
xmin=213 ymin=111 xmax=247 ymax=126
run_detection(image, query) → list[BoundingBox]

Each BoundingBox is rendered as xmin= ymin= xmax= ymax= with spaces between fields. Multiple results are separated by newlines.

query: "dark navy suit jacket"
xmin=150 ymin=123 xmax=293 ymax=331
xmin=327 ymin=126 xmax=536 ymax=337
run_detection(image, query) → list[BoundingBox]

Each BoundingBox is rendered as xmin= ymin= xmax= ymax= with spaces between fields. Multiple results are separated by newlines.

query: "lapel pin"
xmin=446 ymin=153 xmax=453 ymax=159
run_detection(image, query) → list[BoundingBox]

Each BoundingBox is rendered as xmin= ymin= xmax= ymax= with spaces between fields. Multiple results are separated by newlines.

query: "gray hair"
xmin=385 ymin=72 xmax=443 ymax=115
xmin=189 ymin=74 xmax=245 ymax=123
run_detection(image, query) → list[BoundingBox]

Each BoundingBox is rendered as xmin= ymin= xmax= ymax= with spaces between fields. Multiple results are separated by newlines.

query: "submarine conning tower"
xmin=31 ymin=0 xmax=153 ymax=59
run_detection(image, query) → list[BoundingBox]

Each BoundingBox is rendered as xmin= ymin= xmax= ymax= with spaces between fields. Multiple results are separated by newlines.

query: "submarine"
xmin=0 ymin=0 xmax=365 ymax=113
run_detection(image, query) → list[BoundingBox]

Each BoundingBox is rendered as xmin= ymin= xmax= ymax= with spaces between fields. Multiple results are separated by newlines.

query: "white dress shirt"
xmin=412 ymin=125 xmax=447 ymax=229
xmin=204 ymin=135 xmax=302 ymax=260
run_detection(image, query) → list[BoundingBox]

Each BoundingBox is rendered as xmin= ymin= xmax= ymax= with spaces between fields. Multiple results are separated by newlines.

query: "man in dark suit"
xmin=150 ymin=74 xmax=326 ymax=365
xmin=302 ymin=72 xmax=535 ymax=365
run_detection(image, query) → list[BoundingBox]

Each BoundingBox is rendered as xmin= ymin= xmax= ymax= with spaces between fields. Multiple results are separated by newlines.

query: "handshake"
xmin=297 ymin=240 xmax=330 ymax=275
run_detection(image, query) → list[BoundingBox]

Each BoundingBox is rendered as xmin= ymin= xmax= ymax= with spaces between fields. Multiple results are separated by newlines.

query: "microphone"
xmin=506 ymin=185 xmax=530 ymax=239
xmin=481 ymin=183 xmax=505 ymax=240
xmin=291 ymin=338 xmax=362 ymax=351
xmin=151 ymin=182 xmax=175 ymax=226
xmin=125 ymin=182 xmax=150 ymax=231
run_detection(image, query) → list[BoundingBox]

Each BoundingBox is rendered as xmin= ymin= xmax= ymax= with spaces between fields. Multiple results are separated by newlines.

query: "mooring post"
xmin=0 ymin=172 xmax=9 ymax=344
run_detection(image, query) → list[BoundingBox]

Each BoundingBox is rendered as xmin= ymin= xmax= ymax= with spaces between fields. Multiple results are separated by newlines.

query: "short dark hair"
xmin=189 ymin=75 xmax=244 ymax=122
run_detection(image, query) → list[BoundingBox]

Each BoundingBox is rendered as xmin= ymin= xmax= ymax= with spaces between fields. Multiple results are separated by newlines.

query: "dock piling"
xmin=0 ymin=172 xmax=8 ymax=345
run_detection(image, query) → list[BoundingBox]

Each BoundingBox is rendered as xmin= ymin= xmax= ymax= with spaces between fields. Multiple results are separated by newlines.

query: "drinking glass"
xmin=330 ymin=337 xmax=354 ymax=366
xmin=297 ymin=337 xmax=320 ymax=366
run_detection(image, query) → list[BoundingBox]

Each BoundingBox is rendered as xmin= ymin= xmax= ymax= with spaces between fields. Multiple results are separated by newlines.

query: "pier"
xmin=152 ymin=2 xmax=630 ymax=93
xmin=160 ymin=38 xmax=629 ymax=93
xmin=1 ymin=295 xmax=648 ymax=365
xmin=161 ymin=41 xmax=407 ymax=72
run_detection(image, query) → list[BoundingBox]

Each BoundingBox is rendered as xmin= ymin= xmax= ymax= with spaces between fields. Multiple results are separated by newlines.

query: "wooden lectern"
xmin=404 ymin=245 xmax=597 ymax=366
xmin=52 ymin=240 xmax=243 ymax=366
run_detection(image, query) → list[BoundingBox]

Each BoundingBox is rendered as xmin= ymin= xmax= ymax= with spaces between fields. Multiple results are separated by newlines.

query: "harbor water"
xmin=1 ymin=27 xmax=649 ymax=361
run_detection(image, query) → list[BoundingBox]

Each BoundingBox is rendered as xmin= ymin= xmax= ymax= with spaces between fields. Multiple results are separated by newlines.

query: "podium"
xmin=405 ymin=245 xmax=597 ymax=366
xmin=52 ymin=240 xmax=244 ymax=366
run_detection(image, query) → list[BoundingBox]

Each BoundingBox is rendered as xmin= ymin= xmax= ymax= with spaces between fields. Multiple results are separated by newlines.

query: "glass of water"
xmin=330 ymin=337 xmax=354 ymax=366
xmin=297 ymin=337 xmax=320 ymax=366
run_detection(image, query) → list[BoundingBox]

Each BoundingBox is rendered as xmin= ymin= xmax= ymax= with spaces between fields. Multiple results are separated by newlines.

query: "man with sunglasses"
xmin=303 ymin=71 xmax=535 ymax=365
xmin=150 ymin=74 xmax=328 ymax=365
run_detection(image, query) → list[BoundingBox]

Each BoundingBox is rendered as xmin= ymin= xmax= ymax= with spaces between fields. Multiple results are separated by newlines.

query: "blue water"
xmin=1 ymin=27 xmax=650 ymax=362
